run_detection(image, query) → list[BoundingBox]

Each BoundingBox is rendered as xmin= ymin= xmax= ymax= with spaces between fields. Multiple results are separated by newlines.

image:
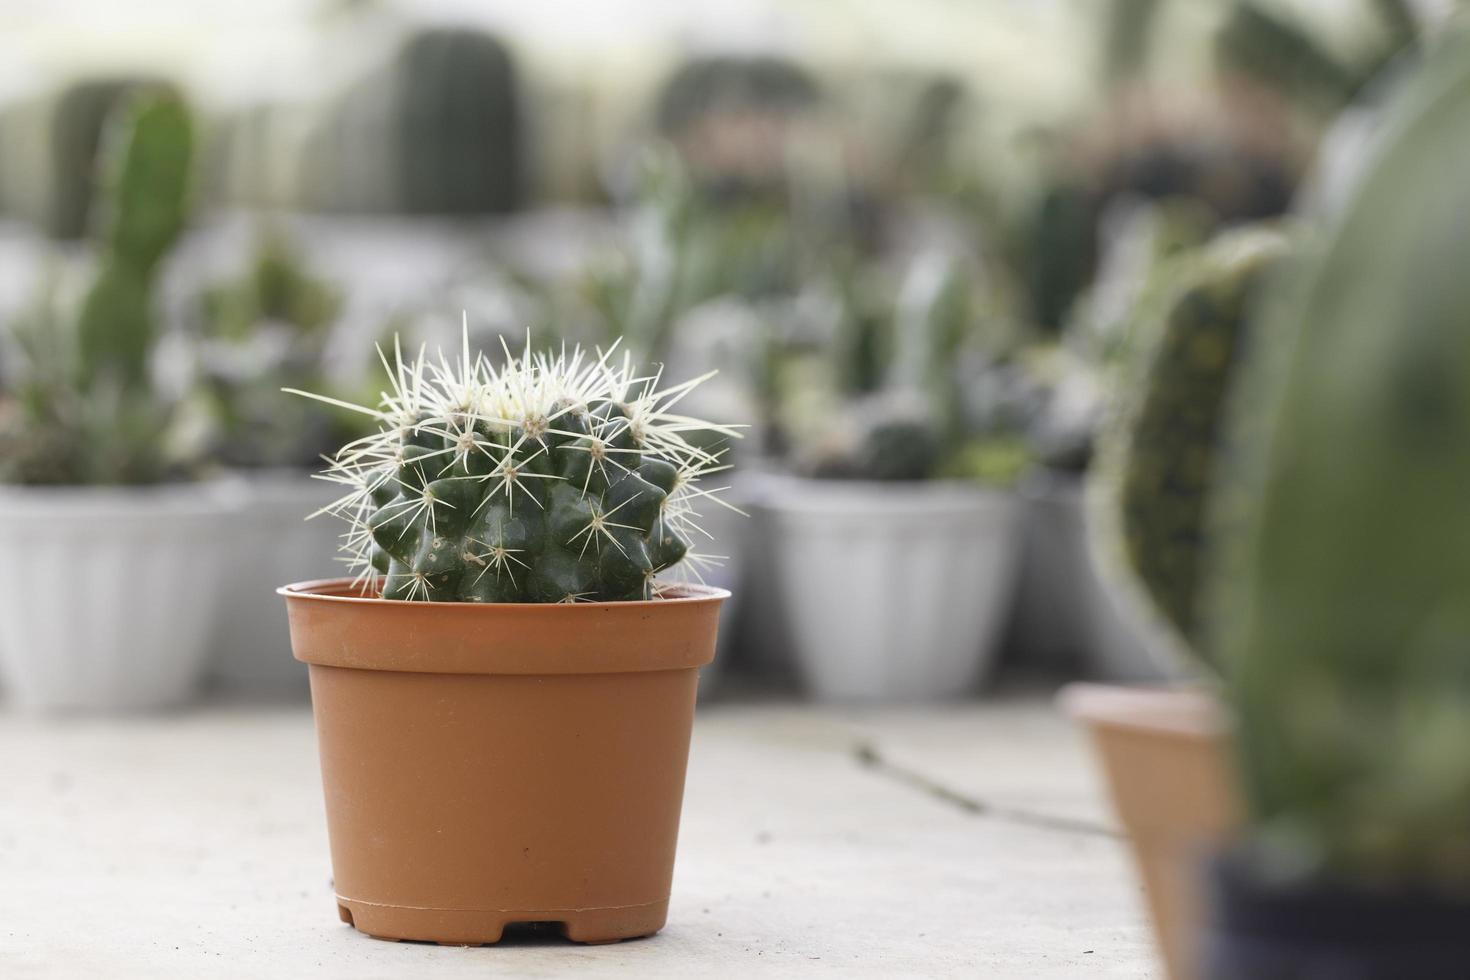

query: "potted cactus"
xmin=0 ymin=93 xmax=241 ymax=712
xmin=1061 ymin=224 xmax=1289 ymax=979
xmin=751 ymin=250 xmax=1029 ymax=702
xmin=1204 ymin=31 xmax=1470 ymax=977
xmin=280 ymin=335 xmax=734 ymax=944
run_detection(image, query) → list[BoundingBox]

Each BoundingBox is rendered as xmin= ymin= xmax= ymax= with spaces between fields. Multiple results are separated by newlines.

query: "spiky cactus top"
xmin=301 ymin=336 xmax=737 ymax=603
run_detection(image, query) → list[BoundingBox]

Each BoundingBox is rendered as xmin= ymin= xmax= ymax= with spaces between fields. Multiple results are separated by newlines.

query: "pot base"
xmin=334 ymin=896 xmax=668 ymax=945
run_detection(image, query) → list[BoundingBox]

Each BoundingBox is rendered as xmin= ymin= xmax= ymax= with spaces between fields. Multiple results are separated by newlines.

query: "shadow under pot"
xmin=280 ymin=578 xmax=727 ymax=945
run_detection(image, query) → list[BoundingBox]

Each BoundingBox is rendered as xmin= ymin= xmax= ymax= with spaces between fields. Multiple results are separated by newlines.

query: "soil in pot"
xmin=282 ymin=578 xmax=726 ymax=945
xmin=1203 ymin=850 xmax=1470 ymax=980
xmin=1062 ymin=683 xmax=1241 ymax=980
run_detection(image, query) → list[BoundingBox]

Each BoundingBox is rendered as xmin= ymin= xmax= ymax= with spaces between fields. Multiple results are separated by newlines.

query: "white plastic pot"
xmin=208 ymin=471 xmax=344 ymax=697
xmin=755 ymin=476 xmax=1021 ymax=702
xmin=0 ymin=482 xmax=243 ymax=712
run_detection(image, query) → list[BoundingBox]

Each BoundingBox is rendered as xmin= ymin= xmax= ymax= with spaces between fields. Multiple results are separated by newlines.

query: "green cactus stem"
xmin=75 ymin=92 xmax=193 ymax=386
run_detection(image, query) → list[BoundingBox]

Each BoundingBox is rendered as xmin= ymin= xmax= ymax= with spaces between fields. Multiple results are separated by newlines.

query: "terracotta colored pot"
xmin=1061 ymin=684 xmax=1241 ymax=980
xmin=281 ymin=578 xmax=726 ymax=945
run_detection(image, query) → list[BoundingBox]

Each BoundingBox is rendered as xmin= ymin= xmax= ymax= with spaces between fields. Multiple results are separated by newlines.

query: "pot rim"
xmin=278 ymin=576 xmax=730 ymax=608
xmin=1059 ymin=682 xmax=1229 ymax=740
xmin=281 ymin=578 xmax=729 ymax=674
xmin=0 ymin=478 xmax=246 ymax=517
xmin=751 ymin=478 xmax=1014 ymax=516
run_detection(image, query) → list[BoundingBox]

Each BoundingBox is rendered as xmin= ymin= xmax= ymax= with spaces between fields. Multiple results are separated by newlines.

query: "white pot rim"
xmin=0 ymin=479 xmax=246 ymax=519
xmin=750 ymin=474 xmax=1014 ymax=517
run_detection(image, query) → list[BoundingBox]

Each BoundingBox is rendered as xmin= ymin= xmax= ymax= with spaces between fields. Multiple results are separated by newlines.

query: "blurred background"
xmin=4 ymin=0 xmax=1451 ymax=709
xmin=8 ymin=2 xmax=1470 ymax=976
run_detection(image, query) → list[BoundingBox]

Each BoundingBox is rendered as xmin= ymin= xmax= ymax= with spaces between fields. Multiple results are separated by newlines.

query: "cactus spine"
xmin=300 ymin=336 xmax=738 ymax=603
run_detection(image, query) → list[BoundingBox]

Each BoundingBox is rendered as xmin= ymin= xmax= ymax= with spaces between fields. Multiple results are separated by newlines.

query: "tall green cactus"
xmin=46 ymin=78 xmax=162 ymax=240
xmin=298 ymin=338 xmax=737 ymax=602
xmin=1211 ymin=31 xmax=1470 ymax=883
xmin=0 ymin=91 xmax=193 ymax=486
xmin=75 ymin=93 xmax=193 ymax=386
xmin=303 ymin=28 xmax=521 ymax=215
xmin=1105 ymin=226 xmax=1288 ymax=664
xmin=393 ymin=28 xmax=521 ymax=214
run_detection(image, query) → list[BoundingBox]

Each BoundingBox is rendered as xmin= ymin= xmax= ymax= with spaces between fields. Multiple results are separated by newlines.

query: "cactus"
xmin=76 ymin=93 xmax=193 ymax=386
xmin=1104 ymin=226 xmax=1288 ymax=662
xmin=38 ymin=78 xmax=166 ymax=240
xmin=1211 ymin=32 xmax=1470 ymax=882
xmin=0 ymin=92 xmax=194 ymax=485
xmin=296 ymin=335 xmax=738 ymax=602
xmin=303 ymin=28 xmax=521 ymax=215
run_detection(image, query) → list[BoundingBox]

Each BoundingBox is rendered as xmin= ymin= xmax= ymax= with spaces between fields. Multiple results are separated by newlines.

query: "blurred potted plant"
xmin=753 ymin=250 xmax=1029 ymax=702
xmin=1204 ymin=31 xmax=1470 ymax=977
xmin=189 ymin=228 xmax=359 ymax=696
xmin=1061 ymin=224 xmax=1288 ymax=979
xmin=1008 ymin=201 xmax=1212 ymax=683
xmin=0 ymin=93 xmax=241 ymax=712
xmin=280 ymin=335 xmax=734 ymax=944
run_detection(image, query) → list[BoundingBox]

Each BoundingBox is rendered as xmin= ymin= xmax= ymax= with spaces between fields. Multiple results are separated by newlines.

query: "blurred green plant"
xmin=300 ymin=27 xmax=521 ymax=215
xmin=0 ymin=91 xmax=196 ymax=485
xmin=779 ymin=249 xmax=1031 ymax=485
xmin=0 ymin=76 xmax=168 ymax=240
xmin=1098 ymin=226 xmax=1289 ymax=668
xmin=1211 ymin=31 xmax=1470 ymax=887
xmin=190 ymin=228 xmax=365 ymax=469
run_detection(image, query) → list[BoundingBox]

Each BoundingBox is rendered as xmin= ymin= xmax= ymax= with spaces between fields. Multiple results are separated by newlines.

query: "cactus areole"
xmin=293 ymin=332 xmax=739 ymax=603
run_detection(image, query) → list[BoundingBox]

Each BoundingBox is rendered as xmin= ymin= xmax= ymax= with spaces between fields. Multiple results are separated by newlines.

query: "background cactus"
xmin=301 ymin=338 xmax=738 ymax=603
xmin=1101 ymin=225 xmax=1288 ymax=663
xmin=76 ymin=93 xmax=193 ymax=387
xmin=1210 ymin=32 xmax=1470 ymax=883
xmin=0 ymin=91 xmax=195 ymax=484
xmin=0 ymin=77 xmax=165 ymax=240
xmin=301 ymin=27 xmax=521 ymax=215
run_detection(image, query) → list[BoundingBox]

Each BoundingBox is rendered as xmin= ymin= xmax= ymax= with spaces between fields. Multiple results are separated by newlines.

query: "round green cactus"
xmin=298 ymin=337 xmax=738 ymax=603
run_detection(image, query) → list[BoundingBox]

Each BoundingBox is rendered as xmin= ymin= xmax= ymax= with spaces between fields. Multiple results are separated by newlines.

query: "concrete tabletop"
xmin=0 ymin=695 xmax=1157 ymax=978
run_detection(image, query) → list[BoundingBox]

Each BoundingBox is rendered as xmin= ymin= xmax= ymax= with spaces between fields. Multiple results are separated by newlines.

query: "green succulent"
xmin=298 ymin=337 xmax=739 ymax=603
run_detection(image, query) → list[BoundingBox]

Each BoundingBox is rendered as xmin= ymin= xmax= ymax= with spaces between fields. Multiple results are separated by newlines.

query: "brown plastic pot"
xmin=280 ymin=578 xmax=727 ymax=946
xmin=1061 ymin=684 xmax=1241 ymax=980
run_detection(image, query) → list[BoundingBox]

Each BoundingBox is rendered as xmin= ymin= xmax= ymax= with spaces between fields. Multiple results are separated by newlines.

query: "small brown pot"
xmin=281 ymin=578 xmax=726 ymax=946
xmin=1061 ymin=684 xmax=1241 ymax=980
